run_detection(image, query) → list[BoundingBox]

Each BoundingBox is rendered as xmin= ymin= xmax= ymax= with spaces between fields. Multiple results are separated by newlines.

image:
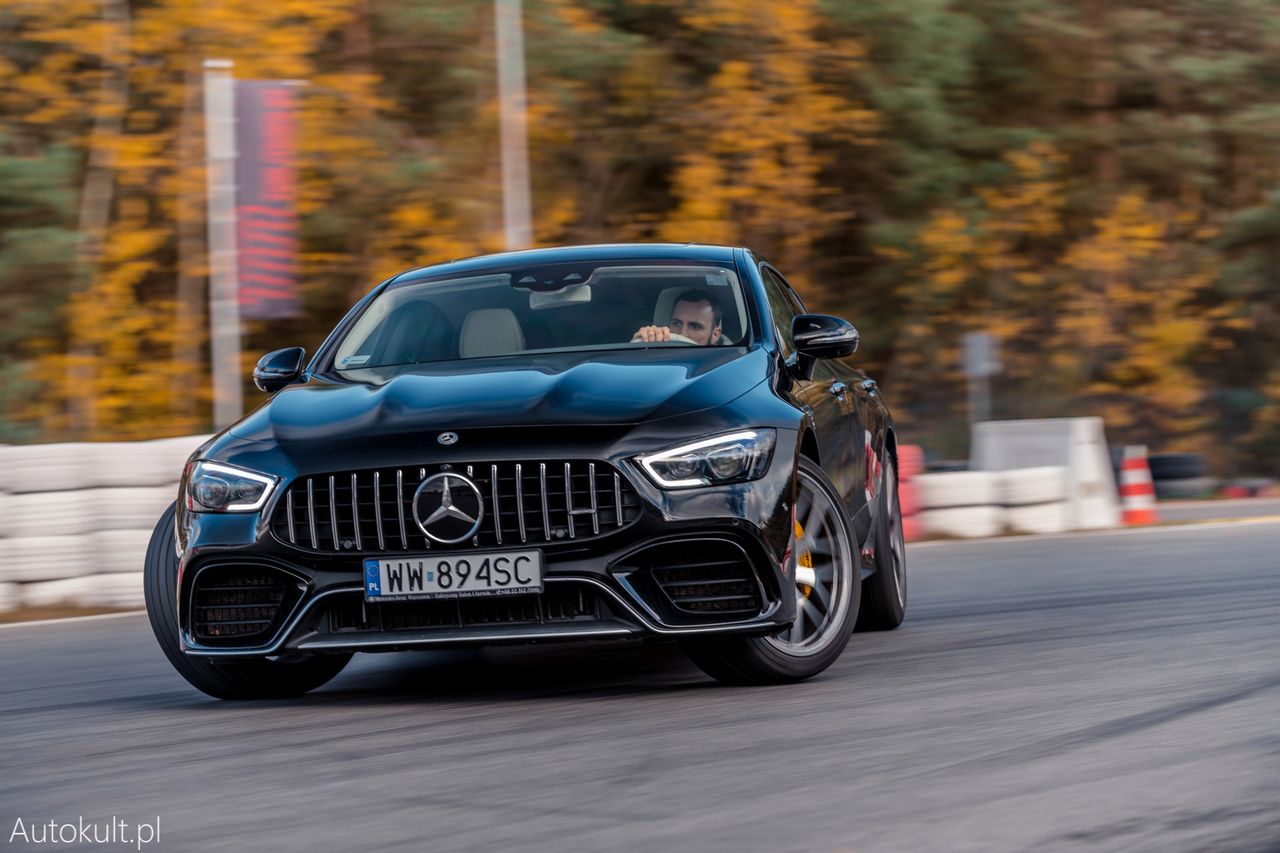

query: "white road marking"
xmin=908 ymin=515 xmax=1280 ymax=550
xmin=0 ymin=610 xmax=145 ymax=630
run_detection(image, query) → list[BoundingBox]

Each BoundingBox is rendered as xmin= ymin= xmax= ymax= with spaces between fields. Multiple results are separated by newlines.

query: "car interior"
xmin=333 ymin=266 xmax=750 ymax=369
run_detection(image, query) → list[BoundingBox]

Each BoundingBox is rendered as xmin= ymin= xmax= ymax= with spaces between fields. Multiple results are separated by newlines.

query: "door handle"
xmin=828 ymin=381 xmax=847 ymax=398
xmin=860 ymin=379 xmax=878 ymax=394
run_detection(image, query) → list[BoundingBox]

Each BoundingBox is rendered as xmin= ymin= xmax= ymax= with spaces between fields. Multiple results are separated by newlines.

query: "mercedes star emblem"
xmin=437 ymin=431 xmax=459 ymax=445
xmin=412 ymin=473 xmax=484 ymax=543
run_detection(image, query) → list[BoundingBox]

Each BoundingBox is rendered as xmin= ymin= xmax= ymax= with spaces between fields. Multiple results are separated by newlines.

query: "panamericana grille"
xmin=325 ymin=584 xmax=601 ymax=633
xmin=191 ymin=566 xmax=298 ymax=643
xmin=272 ymin=461 xmax=642 ymax=553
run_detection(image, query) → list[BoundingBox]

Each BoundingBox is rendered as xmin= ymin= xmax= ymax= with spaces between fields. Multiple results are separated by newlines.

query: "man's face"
xmin=669 ymin=299 xmax=720 ymax=346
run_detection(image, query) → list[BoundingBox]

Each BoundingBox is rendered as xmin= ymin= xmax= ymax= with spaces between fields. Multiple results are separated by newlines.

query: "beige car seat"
xmin=460 ymin=308 xmax=525 ymax=358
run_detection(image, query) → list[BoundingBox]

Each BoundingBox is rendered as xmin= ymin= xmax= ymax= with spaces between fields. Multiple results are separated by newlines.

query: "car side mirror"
xmin=253 ymin=347 xmax=306 ymax=393
xmin=790 ymin=314 xmax=859 ymax=380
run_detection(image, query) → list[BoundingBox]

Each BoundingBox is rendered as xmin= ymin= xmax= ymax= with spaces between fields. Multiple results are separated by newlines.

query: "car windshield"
xmin=331 ymin=263 xmax=750 ymax=370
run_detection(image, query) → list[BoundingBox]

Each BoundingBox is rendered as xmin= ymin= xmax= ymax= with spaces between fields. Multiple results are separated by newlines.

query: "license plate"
xmin=363 ymin=551 xmax=542 ymax=602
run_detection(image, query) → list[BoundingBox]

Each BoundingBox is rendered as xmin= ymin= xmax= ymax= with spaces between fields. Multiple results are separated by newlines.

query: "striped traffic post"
xmin=1119 ymin=445 xmax=1158 ymax=526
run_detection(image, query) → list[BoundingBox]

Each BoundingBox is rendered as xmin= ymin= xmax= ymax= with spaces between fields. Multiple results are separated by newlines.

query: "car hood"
xmin=226 ymin=346 xmax=769 ymax=447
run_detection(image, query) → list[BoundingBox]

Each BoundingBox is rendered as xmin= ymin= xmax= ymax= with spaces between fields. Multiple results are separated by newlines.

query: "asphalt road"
xmin=1157 ymin=497 xmax=1280 ymax=524
xmin=2 ymin=521 xmax=1278 ymax=853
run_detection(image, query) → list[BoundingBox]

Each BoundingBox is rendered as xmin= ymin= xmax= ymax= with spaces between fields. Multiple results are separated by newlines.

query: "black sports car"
xmin=145 ymin=244 xmax=907 ymax=699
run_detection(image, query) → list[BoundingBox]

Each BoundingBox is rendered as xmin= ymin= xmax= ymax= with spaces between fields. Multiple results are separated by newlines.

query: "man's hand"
xmin=632 ymin=325 xmax=672 ymax=342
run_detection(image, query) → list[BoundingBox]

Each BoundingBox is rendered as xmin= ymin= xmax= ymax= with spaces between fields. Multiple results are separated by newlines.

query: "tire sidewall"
xmin=745 ymin=457 xmax=861 ymax=679
xmin=144 ymin=502 xmax=187 ymax=668
xmin=875 ymin=452 xmax=907 ymax=618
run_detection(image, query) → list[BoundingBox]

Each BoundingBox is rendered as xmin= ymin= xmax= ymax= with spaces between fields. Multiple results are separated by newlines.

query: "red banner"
xmin=235 ymin=81 xmax=300 ymax=319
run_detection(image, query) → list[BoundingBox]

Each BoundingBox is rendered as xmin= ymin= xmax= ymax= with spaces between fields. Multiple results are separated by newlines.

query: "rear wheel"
xmin=144 ymin=503 xmax=351 ymax=700
xmin=857 ymin=451 xmax=906 ymax=630
xmin=680 ymin=458 xmax=860 ymax=684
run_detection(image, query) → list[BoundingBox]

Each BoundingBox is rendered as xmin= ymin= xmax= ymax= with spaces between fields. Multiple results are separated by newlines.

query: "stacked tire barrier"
xmin=898 ymin=445 xmax=924 ymax=542
xmin=0 ymin=435 xmax=209 ymax=613
xmin=914 ymin=466 xmax=1072 ymax=539
xmin=1147 ymin=452 xmax=1213 ymax=500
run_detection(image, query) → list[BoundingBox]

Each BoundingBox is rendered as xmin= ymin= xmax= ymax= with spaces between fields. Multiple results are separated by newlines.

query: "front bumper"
xmin=176 ymin=438 xmax=799 ymax=658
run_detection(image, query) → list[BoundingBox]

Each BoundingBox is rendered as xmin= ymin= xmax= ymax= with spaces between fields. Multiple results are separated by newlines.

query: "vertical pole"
xmin=203 ymin=59 xmax=243 ymax=428
xmin=495 ymin=0 xmax=532 ymax=250
xmin=967 ymin=373 xmax=991 ymax=426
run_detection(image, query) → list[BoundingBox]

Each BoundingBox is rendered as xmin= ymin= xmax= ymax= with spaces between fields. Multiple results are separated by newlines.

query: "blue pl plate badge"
xmin=364 ymin=559 xmax=382 ymax=597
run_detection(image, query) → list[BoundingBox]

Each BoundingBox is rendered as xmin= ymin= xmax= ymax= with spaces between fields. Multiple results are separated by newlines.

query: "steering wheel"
xmin=629 ymin=332 xmax=699 ymax=346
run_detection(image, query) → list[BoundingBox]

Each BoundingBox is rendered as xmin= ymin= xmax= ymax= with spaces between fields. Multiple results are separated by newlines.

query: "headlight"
xmin=636 ymin=429 xmax=776 ymax=489
xmin=185 ymin=460 xmax=278 ymax=512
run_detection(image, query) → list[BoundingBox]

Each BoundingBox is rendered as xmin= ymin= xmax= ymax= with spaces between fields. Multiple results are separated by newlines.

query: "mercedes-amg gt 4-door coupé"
xmin=145 ymin=243 xmax=907 ymax=699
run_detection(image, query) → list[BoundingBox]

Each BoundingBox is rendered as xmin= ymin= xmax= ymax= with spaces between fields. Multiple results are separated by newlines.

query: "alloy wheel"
xmin=763 ymin=468 xmax=853 ymax=657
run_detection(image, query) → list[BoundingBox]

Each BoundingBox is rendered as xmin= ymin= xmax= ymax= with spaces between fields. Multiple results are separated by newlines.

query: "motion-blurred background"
xmin=1 ymin=0 xmax=1277 ymax=475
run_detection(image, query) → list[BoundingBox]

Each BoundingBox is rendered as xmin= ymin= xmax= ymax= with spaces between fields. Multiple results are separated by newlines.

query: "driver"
xmin=632 ymin=289 xmax=724 ymax=346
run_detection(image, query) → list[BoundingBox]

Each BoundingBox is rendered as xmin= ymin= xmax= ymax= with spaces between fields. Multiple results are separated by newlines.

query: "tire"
xmin=1153 ymin=476 xmax=1217 ymax=500
xmin=680 ymin=458 xmax=860 ymax=684
xmin=998 ymin=466 xmax=1067 ymax=506
xmin=1005 ymin=501 xmax=1069 ymax=535
xmin=919 ymin=505 xmax=1003 ymax=538
xmin=914 ymin=471 xmax=998 ymax=508
xmin=144 ymin=503 xmax=351 ymax=700
xmin=858 ymin=450 xmax=906 ymax=631
xmin=1147 ymin=453 xmax=1206 ymax=481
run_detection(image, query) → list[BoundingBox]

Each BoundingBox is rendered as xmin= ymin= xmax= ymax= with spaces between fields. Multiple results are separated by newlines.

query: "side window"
xmin=759 ymin=267 xmax=804 ymax=357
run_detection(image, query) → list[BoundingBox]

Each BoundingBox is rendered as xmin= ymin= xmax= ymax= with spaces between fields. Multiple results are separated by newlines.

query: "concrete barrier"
xmin=971 ymin=418 xmax=1120 ymax=529
xmin=915 ymin=471 xmax=1004 ymax=538
xmin=913 ymin=466 xmax=1073 ymax=539
xmin=0 ymin=435 xmax=208 ymax=612
xmin=0 ymin=431 xmax=1109 ymax=610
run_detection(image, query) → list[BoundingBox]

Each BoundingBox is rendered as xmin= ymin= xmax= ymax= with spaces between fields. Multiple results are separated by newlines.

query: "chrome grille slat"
xmin=491 ymin=464 xmax=502 ymax=545
xmin=564 ymin=462 xmax=575 ymax=539
xmin=373 ymin=471 xmax=385 ymax=550
xmin=307 ymin=478 xmax=318 ymax=549
xmin=329 ymin=475 xmax=339 ymax=551
xmin=540 ymin=463 xmax=551 ymax=540
xmin=396 ymin=469 xmax=407 ymax=549
xmin=589 ymin=463 xmax=599 ymax=535
xmin=614 ymin=473 xmax=623 ymax=528
xmin=275 ymin=460 xmax=639 ymax=553
xmin=350 ymin=473 xmax=362 ymax=551
xmin=516 ymin=463 xmax=527 ymax=543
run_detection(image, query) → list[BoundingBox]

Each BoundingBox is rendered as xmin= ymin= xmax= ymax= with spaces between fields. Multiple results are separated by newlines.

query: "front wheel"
xmin=144 ymin=503 xmax=351 ymax=700
xmin=680 ymin=458 xmax=860 ymax=684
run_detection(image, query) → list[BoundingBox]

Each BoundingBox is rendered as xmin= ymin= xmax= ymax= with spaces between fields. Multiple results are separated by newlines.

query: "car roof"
xmin=392 ymin=243 xmax=742 ymax=283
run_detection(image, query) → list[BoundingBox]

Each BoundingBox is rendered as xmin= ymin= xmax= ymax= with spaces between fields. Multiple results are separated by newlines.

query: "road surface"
xmin=2 ymin=520 xmax=1278 ymax=852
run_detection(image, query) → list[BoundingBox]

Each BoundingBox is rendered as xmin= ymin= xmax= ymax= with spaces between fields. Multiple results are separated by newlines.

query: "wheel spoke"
xmin=810 ymin=575 xmax=832 ymax=608
xmin=799 ymin=494 xmax=823 ymax=541
xmin=799 ymin=596 xmax=824 ymax=632
xmin=795 ymin=566 xmax=817 ymax=589
xmin=806 ymin=537 xmax=834 ymax=560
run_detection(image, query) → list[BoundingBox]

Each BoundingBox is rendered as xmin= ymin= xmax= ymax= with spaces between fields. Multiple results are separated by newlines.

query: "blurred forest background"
xmin=1 ymin=0 xmax=1278 ymax=473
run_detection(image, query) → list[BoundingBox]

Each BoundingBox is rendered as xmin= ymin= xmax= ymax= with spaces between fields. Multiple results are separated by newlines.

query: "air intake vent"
xmin=620 ymin=539 xmax=766 ymax=623
xmin=325 ymin=584 xmax=601 ymax=634
xmin=272 ymin=461 xmax=642 ymax=553
xmin=652 ymin=564 xmax=762 ymax=615
xmin=191 ymin=566 xmax=298 ymax=644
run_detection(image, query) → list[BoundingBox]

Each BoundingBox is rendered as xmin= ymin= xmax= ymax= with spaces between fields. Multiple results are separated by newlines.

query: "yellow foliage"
xmin=659 ymin=0 xmax=876 ymax=301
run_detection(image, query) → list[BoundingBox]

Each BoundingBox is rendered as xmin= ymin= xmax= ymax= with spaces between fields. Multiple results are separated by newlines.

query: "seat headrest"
xmin=460 ymin=308 xmax=525 ymax=358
